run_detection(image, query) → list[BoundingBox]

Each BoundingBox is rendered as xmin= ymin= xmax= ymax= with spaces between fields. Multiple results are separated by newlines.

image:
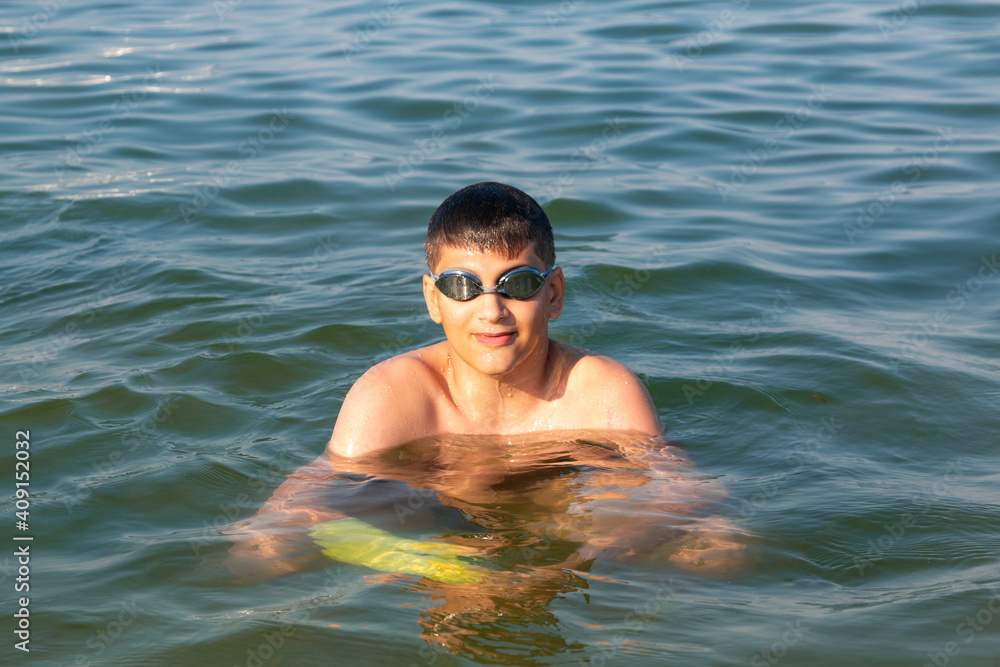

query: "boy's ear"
xmin=546 ymin=266 xmax=565 ymax=320
xmin=423 ymin=274 xmax=443 ymax=324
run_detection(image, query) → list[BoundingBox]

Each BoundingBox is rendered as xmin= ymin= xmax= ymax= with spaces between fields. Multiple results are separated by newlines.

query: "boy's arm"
xmin=569 ymin=440 xmax=746 ymax=575
xmin=570 ymin=354 xmax=663 ymax=436
xmin=326 ymin=356 xmax=436 ymax=458
xmin=224 ymin=455 xmax=345 ymax=581
xmin=226 ymin=357 xmax=433 ymax=580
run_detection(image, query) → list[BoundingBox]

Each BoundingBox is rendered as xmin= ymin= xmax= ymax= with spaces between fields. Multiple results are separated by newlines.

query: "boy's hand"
xmin=570 ymin=514 xmax=747 ymax=576
xmin=224 ymin=504 xmax=344 ymax=583
xmin=225 ymin=525 xmax=324 ymax=583
xmin=656 ymin=516 xmax=747 ymax=575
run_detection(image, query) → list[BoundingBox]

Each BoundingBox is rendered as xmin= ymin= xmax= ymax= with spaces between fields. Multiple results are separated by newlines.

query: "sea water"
xmin=1 ymin=0 xmax=999 ymax=664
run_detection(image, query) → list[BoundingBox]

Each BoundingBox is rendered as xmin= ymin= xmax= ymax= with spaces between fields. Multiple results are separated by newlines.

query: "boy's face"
xmin=423 ymin=243 xmax=564 ymax=378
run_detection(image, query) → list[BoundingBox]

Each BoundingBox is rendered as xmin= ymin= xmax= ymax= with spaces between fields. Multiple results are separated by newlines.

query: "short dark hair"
xmin=425 ymin=182 xmax=556 ymax=271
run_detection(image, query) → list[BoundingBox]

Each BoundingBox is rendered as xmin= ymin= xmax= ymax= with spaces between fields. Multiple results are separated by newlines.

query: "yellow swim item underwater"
xmin=309 ymin=518 xmax=485 ymax=584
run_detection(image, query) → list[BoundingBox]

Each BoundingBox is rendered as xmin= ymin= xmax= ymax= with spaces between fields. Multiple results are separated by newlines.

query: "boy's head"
xmin=425 ymin=182 xmax=555 ymax=272
xmin=422 ymin=183 xmax=564 ymax=377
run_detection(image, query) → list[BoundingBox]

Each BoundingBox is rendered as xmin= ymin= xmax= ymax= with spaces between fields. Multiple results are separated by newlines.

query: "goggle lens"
xmin=501 ymin=271 xmax=544 ymax=299
xmin=436 ymin=274 xmax=480 ymax=301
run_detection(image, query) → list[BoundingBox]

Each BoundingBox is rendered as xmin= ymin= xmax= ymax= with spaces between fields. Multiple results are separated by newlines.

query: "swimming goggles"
xmin=431 ymin=265 xmax=554 ymax=302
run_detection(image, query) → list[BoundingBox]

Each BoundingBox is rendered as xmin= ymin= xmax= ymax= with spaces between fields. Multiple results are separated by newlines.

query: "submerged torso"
xmin=328 ymin=433 xmax=710 ymax=563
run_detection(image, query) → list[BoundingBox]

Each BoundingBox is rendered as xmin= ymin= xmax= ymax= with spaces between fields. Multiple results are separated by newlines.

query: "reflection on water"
xmin=228 ymin=432 xmax=743 ymax=663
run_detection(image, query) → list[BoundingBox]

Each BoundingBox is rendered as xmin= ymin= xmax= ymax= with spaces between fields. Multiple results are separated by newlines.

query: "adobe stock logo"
xmin=923 ymin=589 xmax=1000 ymax=667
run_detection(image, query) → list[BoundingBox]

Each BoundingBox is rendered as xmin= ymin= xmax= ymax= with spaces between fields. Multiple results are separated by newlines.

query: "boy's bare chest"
xmin=411 ymin=342 xmax=607 ymax=436
xmin=429 ymin=388 xmax=602 ymax=436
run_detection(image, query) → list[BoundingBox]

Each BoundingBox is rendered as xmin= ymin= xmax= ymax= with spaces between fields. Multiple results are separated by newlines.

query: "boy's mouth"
xmin=474 ymin=332 xmax=516 ymax=346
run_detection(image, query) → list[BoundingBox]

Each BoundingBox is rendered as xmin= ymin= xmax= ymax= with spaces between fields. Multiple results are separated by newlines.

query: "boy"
xmin=329 ymin=181 xmax=662 ymax=457
xmin=228 ymin=182 xmax=741 ymax=582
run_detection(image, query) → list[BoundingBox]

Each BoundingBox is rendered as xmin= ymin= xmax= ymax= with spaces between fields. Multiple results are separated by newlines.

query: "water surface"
xmin=1 ymin=0 xmax=999 ymax=664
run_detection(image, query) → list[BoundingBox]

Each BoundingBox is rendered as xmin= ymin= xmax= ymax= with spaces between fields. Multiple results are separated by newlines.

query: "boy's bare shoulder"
xmin=364 ymin=344 xmax=446 ymax=384
xmin=326 ymin=344 xmax=446 ymax=458
xmin=556 ymin=343 xmax=663 ymax=436
xmin=553 ymin=341 xmax=632 ymax=382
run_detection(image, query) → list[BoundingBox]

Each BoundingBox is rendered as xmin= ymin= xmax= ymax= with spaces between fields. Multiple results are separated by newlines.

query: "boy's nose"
xmin=476 ymin=292 xmax=509 ymax=321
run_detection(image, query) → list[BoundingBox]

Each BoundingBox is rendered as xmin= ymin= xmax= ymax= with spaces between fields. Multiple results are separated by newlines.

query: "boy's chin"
xmin=469 ymin=350 xmax=525 ymax=377
xmin=473 ymin=359 xmax=520 ymax=378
